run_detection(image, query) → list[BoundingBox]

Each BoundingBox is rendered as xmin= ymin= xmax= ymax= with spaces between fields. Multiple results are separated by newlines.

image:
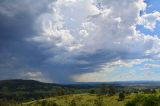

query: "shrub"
xmin=94 ymin=96 xmax=103 ymax=106
xmin=69 ymin=99 xmax=76 ymax=106
xmin=125 ymin=94 xmax=160 ymax=106
xmin=41 ymin=100 xmax=48 ymax=106
xmin=89 ymin=89 xmax=95 ymax=94
xmin=118 ymin=93 xmax=125 ymax=101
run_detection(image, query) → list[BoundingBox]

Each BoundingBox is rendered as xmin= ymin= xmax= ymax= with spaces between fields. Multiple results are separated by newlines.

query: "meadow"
xmin=22 ymin=93 xmax=160 ymax=106
xmin=21 ymin=93 xmax=133 ymax=106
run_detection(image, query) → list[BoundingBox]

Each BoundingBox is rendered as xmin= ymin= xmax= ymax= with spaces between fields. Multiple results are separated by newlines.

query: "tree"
xmin=108 ymin=85 xmax=116 ymax=95
xmin=56 ymin=88 xmax=65 ymax=96
xmin=100 ymin=84 xmax=107 ymax=94
xmin=119 ymin=93 xmax=125 ymax=101
xmin=100 ymin=84 xmax=116 ymax=95
xmin=89 ymin=89 xmax=95 ymax=94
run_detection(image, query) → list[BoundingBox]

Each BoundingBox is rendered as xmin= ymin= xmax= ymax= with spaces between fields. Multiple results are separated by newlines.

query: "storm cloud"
xmin=0 ymin=0 xmax=160 ymax=83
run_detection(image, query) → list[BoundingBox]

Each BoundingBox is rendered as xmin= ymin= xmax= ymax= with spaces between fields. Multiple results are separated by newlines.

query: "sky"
xmin=0 ymin=0 xmax=160 ymax=83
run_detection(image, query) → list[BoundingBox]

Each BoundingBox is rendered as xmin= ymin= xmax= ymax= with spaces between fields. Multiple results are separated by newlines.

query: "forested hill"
xmin=0 ymin=79 xmax=62 ymax=92
xmin=0 ymin=79 xmax=76 ymax=102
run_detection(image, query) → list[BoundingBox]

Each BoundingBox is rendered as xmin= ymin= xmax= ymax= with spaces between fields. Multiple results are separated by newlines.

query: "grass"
xmin=21 ymin=93 xmax=136 ymax=106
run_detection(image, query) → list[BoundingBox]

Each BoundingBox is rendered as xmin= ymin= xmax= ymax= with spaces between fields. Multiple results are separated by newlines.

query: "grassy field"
xmin=22 ymin=93 xmax=135 ymax=106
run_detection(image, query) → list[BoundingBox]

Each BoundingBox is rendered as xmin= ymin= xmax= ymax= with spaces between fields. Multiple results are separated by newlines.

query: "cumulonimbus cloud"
xmin=29 ymin=0 xmax=160 ymax=82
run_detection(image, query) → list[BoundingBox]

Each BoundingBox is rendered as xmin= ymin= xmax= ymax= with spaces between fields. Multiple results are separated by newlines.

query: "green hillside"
xmin=22 ymin=94 xmax=133 ymax=106
xmin=21 ymin=93 xmax=160 ymax=106
xmin=0 ymin=79 xmax=77 ymax=102
xmin=1 ymin=93 xmax=160 ymax=106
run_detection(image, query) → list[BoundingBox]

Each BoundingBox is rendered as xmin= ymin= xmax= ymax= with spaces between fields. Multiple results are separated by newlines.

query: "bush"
xmin=126 ymin=94 xmax=160 ymax=106
xmin=41 ymin=100 xmax=48 ymax=106
xmin=94 ymin=96 xmax=103 ymax=106
xmin=118 ymin=93 xmax=125 ymax=101
xmin=69 ymin=99 xmax=76 ymax=106
xmin=89 ymin=89 xmax=95 ymax=94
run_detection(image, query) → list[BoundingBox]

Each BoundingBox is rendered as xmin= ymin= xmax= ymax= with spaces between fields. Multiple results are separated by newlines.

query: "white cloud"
xmin=73 ymin=59 xmax=146 ymax=82
xmin=103 ymin=59 xmax=146 ymax=68
xmin=26 ymin=71 xmax=42 ymax=77
xmin=21 ymin=71 xmax=51 ymax=83
xmin=32 ymin=0 xmax=160 ymax=58
xmin=30 ymin=0 xmax=160 ymax=81
xmin=144 ymin=64 xmax=160 ymax=69
xmin=138 ymin=11 xmax=160 ymax=31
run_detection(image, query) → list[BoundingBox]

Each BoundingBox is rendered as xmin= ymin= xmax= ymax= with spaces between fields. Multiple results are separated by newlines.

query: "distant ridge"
xmin=0 ymin=79 xmax=61 ymax=86
xmin=1 ymin=79 xmax=160 ymax=89
xmin=66 ymin=80 xmax=160 ymax=87
xmin=0 ymin=79 xmax=66 ymax=93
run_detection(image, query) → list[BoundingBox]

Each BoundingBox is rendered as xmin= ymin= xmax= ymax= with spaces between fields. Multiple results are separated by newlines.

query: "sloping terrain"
xmin=22 ymin=94 xmax=133 ymax=106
